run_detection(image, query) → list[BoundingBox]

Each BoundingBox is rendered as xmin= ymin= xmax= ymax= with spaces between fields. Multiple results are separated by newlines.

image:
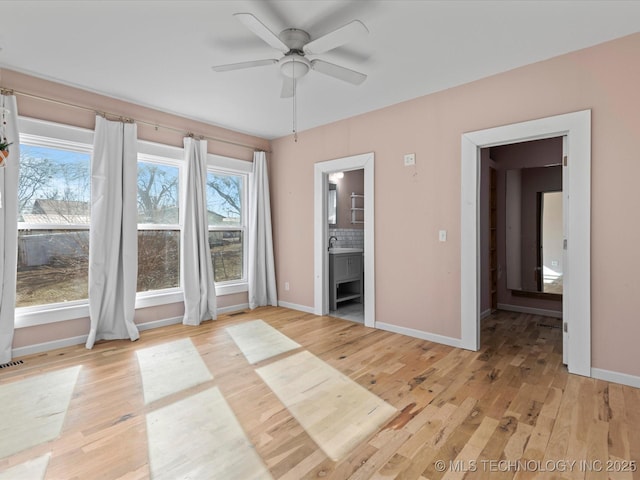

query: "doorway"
xmin=461 ymin=110 xmax=591 ymax=377
xmin=489 ymin=137 xmax=563 ymax=304
xmin=327 ymin=168 xmax=365 ymax=323
xmin=481 ymin=138 xmax=565 ymax=356
xmin=313 ymin=152 xmax=375 ymax=328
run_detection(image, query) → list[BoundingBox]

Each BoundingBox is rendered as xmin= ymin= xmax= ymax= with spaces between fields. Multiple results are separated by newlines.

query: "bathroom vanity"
xmin=329 ymin=248 xmax=363 ymax=311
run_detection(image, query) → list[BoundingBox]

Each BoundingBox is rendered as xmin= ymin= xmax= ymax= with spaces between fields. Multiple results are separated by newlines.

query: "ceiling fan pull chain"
xmin=292 ymin=58 xmax=298 ymax=142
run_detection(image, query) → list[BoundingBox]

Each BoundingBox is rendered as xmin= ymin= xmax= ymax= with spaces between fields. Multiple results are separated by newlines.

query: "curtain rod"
xmin=0 ymin=87 xmax=268 ymax=153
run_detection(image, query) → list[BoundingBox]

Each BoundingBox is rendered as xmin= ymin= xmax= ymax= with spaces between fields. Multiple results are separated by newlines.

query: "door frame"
xmin=314 ymin=152 xmax=375 ymax=328
xmin=460 ymin=110 xmax=591 ymax=377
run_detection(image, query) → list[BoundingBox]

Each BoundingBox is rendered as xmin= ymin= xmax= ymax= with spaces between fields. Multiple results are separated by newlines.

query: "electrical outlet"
xmin=439 ymin=230 xmax=447 ymax=242
xmin=403 ymin=153 xmax=415 ymax=166
xmin=284 ymin=282 xmax=290 ymax=291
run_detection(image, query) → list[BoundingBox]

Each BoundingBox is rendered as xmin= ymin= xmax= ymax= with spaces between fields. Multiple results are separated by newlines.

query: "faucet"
xmin=328 ymin=236 xmax=338 ymax=250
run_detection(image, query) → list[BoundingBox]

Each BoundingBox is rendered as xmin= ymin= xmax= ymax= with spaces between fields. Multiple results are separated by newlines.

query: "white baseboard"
xmin=497 ymin=303 xmax=563 ymax=318
xmin=136 ymin=316 xmax=182 ymax=332
xmin=277 ymin=301 xmax=316 ymax=314
xmin=12 ymin=303 xmax=252 ymax=359
xmin=591 ymin=367 xmax=640 ymax=389
xmin=480 ymin=309 xmax=492 ymax=319
xmin=375 ymin=322 xmax=461 ymax=349
xmin=218 ymin=303 xmax=250 ymax=315
xmin=13 ymin=334 xmax=89 ymax=358
xmin=12 ymin=317 xmax=184 ymax=358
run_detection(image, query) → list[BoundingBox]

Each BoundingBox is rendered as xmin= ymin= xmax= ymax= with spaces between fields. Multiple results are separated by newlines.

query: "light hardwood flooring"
xmin=0 ymin=307 xmax=638 ymax=479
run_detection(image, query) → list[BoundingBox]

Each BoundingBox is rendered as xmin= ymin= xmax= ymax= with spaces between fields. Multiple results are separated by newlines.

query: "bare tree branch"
xmin=206 ymin=174 xmax=241 ymax=217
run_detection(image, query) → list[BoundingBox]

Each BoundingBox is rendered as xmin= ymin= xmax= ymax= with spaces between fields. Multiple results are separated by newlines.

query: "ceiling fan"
xmin=212 ymin=13 xmax=369 ymax=98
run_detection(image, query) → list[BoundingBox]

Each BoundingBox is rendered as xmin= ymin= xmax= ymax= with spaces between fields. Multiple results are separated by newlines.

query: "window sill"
xmin=15 ymin=302 xmax=91 ymax=329
xmin=215 ymin=282 xmax=248 ymax=296
xmin=15 ymin=283 xmax=247 ymax=329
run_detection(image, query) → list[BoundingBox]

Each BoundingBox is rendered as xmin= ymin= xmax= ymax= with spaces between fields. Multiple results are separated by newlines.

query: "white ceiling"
xmin=1 ymin=1 xmax=640 ymax=140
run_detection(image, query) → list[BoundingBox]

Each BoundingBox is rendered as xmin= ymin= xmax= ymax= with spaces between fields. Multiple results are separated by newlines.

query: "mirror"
xmin=328 ymin=182 xmax=337 ymax=226
xmin=541 ymin=191 xmax=563 ymax=294
xmin=505 ymin=165 xmax=563 ymax=295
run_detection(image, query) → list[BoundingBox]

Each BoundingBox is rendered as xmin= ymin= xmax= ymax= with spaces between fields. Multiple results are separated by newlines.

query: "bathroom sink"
xmin=328 ymin=247 xmax=363 ymax=254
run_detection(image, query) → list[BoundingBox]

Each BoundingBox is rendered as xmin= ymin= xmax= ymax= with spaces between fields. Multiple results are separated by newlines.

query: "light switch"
xmin=439 ymin=230 xmax=447 ymax=242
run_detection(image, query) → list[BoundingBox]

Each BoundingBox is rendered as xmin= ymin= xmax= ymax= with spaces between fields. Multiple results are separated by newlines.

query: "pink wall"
xmin=271 ymin=32 xmax=640 ymax=377
xmin=0 ymin=68 xmax=269 ymax=350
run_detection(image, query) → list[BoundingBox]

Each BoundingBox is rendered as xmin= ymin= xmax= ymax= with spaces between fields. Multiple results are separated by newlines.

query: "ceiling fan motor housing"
xmin=278 ymin=29 xmax=312 ymax=79
xmin=279 ymin=28 xmax=310 ymax=51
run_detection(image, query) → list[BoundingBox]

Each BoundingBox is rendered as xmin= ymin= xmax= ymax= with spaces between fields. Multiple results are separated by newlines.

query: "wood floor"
xmin=1 ymin=307 xmax=638 ymax=479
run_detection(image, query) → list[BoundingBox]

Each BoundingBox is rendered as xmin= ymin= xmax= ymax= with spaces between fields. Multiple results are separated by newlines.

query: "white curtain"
xmin=181 ymin=137 xmax=216 ymax=325
xmin=86 ymin=116 xmax=139 ymax=349
xmin=248 ymin=151 xmax=278 ymax=309
xmin=0 ymin=95 xmax=19 ymax=364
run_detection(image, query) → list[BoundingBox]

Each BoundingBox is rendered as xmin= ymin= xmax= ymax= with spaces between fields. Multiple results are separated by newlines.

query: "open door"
xmin=536 ymin=193 xmax=543 ymax=292
xmin=562 ymin=136 xmax=569 ymax=365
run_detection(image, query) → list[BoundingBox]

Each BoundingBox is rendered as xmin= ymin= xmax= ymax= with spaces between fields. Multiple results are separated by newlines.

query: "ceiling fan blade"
xmin=212 ymin=59 xmax=278 ymax=72
xmin=234 ymin=13 xmax=289 ymax=54
xmin=303 ymin=20 xmax=368 ymax=55
xmin=310 ymin=59 xmax=367 ymax=85
xmin=281 ymin=77 xmax=294 ymax=98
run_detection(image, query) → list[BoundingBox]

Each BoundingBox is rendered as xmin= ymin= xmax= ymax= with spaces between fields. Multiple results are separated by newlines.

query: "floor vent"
xmin=229 ymin=311 xmax=247 ymax=317
xmin=0 ymin=359 xmax=24 ymax=369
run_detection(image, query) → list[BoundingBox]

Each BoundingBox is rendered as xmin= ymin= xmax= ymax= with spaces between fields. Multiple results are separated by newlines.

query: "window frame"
xmin=15 ymin=117 xmax=94 ymax=328
xmin=205 ymin=154 xmax=252 ymax=295
xmin=136 ymin=144 xmax=183 ymax=299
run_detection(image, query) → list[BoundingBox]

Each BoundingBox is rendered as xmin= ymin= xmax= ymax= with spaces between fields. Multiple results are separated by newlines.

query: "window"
xmin=14 ymin=118 xmax=250 ymax=328
xmin=137 ymin=156 xmax=181 ymax=293
xmin=17 ymin=136 xmax=92 ymax=309
xmin=206 ymin=168 xmax=247 ymax=284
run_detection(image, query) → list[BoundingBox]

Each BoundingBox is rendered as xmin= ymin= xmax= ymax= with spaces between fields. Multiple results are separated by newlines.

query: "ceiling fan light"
xmin=279 ymin=55 xmax=310 ymax=79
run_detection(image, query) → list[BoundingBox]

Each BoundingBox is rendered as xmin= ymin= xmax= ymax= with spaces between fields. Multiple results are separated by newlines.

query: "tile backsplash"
xmin=328 ymin=228 xmax=364 ymax=249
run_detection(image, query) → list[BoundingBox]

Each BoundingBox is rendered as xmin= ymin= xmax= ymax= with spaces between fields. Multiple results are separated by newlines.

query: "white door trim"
xmin=314 ymin=152 xmax=375 ymax=328
xmin=461 ymin=110 xmax=591 ymax=377
xmin=562 ymin=136 xmax=569 ymax=365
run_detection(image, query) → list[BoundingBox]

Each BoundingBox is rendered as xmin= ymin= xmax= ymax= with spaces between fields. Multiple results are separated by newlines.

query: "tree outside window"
xmin=16 ymin=144 xmax=91 ymax=308
xmin=136 ymin=160 xmax=180 ymax=292
xmin=206 ymin=171 xmax=245 ymax=283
